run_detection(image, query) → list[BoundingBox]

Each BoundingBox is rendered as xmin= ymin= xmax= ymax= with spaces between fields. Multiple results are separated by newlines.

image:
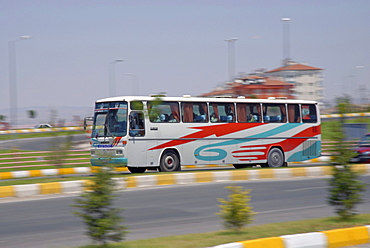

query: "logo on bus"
xmin=91 ymin=137 xmax=122 ymax=148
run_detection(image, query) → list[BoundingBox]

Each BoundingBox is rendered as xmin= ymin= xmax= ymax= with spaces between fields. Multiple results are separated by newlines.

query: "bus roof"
xmin=95 ymin=96 xmax=318 ymax=105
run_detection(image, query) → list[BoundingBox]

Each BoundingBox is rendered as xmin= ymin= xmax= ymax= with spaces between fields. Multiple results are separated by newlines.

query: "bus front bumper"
xmin=90 ymin=157 xmax=128 ymax=167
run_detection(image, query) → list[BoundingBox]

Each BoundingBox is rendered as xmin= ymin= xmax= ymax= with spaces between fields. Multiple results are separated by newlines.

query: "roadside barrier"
xmin=0 ymin=126 xmax=83 ymax=134
xmin=0 ymin=150 xmax=90 ymax=171
xmin=1 ymin=164 xmax=369 ymax=198
xmin=212 ymin=225 xmax=370 ymax=248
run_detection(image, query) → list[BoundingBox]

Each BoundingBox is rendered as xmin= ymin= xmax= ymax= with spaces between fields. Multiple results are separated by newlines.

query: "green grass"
xmin=75 ymin=214 xmax=370 ymax=248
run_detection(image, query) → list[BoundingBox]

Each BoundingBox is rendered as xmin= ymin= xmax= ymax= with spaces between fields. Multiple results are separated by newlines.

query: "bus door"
xmin=127 ymin=109 xmax=147 ymax=167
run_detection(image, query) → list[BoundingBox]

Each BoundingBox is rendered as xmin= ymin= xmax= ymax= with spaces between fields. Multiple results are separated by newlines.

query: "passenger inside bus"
xmin=248 ymin=113 xmax=258 ymax=122
xmin=210 ymin=113 xmax=218 ymax=123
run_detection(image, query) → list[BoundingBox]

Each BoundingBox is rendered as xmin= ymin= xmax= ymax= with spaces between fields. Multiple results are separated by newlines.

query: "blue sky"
xmin=1 ymin=0 xmax=369 ymax=112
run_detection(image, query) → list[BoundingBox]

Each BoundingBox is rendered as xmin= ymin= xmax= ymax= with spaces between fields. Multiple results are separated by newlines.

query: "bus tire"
xmin=128 ymin=167 xmax=147 ymax=173
xmin=267 ymin=148 xmax=285 ymax=168
xmin=160 ymin=150 xmax=181 ymax=172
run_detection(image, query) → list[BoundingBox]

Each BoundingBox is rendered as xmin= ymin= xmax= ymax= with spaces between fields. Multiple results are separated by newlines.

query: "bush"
xmin=217 ymin=185 xmax=256 ymax=231
xmin=328 ymin=164 xmax=366 ymax=220
xmin=72 ymin=165 xmax=127 ymax=246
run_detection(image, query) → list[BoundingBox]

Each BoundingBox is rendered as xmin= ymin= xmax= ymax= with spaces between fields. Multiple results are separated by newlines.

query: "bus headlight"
xmin=116 ymin=150 xmax=123 ymax=155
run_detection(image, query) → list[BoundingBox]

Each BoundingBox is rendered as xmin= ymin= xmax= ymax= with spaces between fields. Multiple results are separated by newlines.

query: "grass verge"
xmin=75 ymin=214 xmax=370 ymax=248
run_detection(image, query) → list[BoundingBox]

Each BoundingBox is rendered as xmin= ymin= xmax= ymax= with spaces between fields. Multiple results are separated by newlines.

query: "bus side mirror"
xmin=84 ymin=116 xmax=94 ymax=130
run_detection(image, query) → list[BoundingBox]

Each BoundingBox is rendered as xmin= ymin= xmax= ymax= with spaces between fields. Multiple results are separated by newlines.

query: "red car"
xmin=350 ymin=133 xmax=370 ymax=163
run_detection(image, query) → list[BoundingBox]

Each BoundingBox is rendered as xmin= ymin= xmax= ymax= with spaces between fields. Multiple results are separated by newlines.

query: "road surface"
xmin=0 ymin=176 xmax=369 ymax=248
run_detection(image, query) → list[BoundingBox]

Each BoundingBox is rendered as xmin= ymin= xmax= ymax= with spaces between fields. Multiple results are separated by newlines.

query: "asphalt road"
xmin=0 ymin=176 xmax=369 ymax=248
xmin=0 ymin=134 xmax=88 ymax=151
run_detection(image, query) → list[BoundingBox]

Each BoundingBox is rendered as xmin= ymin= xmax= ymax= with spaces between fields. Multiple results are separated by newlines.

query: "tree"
xmin=327 ymin=95 xmax=366 ymax=220
xmin=72 ymin=165 xmax=127 ymax=246
xmin=217 ymin=185 xmax=256 ymax=231
xmin=335 ymin=95 xmax=352 ymax=114
xmin=327 ymin=165 xmax=365 ymax=220
xmin=47 ymin=132 xmax=72 ymax=172
xmin=27 ymin=110 xmax=37 ymax=119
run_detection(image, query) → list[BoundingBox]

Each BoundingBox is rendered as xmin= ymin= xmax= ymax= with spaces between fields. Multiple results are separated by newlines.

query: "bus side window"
xmin=182 ymin=102 xmax=208 ymax=123
xmin=148 ymin=101 xmax=180 ymax=123
xmin=301 ymin=104 xmax=317 ymax=123
xmin=288 ymin=104 xmax=300 ymax=123
xmin=209 ymin=103 xmax=235 ymax=123
xmin=263 ymin=104 xmax=286 ymax=123
xmin=236 ymin=103 xmax=261 ymax=123
xmin=129 ymin=112 xmax=145 ymax=137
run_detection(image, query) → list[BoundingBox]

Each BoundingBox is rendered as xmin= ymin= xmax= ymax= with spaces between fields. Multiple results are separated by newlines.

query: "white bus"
xmin=85 ymin=95 xmax=321 ymax=173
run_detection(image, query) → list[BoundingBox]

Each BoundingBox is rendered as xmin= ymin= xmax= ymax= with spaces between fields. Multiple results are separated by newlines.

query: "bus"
xmin=85 ymin=95 xmax=321 ymax=173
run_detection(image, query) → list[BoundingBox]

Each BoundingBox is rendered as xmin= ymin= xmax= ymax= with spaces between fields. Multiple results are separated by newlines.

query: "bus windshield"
xmin=92 ymin=101 xmax=128 ymax=138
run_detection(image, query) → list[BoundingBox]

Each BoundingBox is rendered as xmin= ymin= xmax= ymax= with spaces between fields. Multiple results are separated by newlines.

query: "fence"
xmin=0 ymin=150 xmax=90 ymax=171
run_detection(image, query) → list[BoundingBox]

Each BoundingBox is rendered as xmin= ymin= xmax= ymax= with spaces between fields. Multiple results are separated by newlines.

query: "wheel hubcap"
xmin=271 ymin=152 xmax=281 ymax=167
xmin=165 ymin=157 xmax=174 ymax=168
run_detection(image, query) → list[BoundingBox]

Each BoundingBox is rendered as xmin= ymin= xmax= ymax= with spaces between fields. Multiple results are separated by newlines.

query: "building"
xmin=201 ymin=75 xmax=294 ymax=99
xmin=201 ymin=61 xmax=324 ymax=104
xmin=266 ymin=61 xmax=324 ymax=103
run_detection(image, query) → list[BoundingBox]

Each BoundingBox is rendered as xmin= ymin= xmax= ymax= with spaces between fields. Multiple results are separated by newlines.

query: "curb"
xmin=212 ymin=225 xmax=370 ymax=248
xmin=0 ymin=156 xmax=333 ymax=180
xmin=1 ymin=164 xmax=369 ymax=198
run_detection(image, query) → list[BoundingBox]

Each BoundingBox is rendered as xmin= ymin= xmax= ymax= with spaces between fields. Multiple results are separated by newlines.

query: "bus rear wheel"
xmin=267 ymin=148 xmax=285 ymax=168
xmin=128 ymin=167 xmax=147 ymax=173
xmin=160 ymin=150 xmax=181 ymax=172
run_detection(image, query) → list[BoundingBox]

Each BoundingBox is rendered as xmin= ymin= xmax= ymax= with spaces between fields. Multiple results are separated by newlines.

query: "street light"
xmin=356 ymin=65 xmax=365 ymax=105
xmin=224 ymin=37 xmax=238 ymax=82
xmin=109 ymin=59 xmax=124 ymax=97
xmin=8 ymin=35 xmax=32 ymax=130
xmin=126 ymin=73 xmax=139 ymax=95
xmin=281 ymin=18 xmax=291 ymax=65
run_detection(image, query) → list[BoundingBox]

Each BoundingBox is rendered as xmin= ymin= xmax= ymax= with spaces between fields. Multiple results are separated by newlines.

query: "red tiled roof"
xmin=200 ymin=89 xmax=234 ymax=97
xmin=267 ymin=63 xmax=322 ymax=73
xmin=264 ymin=79 xmax=293 ymax=86
xmin=239 ymin=75 xmax=265 ymax=80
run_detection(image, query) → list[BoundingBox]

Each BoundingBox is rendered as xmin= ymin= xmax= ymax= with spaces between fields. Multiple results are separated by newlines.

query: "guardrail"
xmin=0 ymin=150 xmax=90 ymax=171
xmin=0 ymin=126 xmax=84 ymax=135
xmin=321 ymin=141 xmax=357 ymax=156
xmin=321 ymin=112 xmax=370 ymax=120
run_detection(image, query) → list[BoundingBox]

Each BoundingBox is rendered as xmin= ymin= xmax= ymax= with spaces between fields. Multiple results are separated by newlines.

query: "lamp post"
xmin=355 ymin=65 xmax=365 ymax=105
xmin=224 ymin=37 xmax=238 ymax=82
xmin=126 ymin=73 xmax=139 ymax=95
xmin=281 ymin=18 xmax=291 ymax=65
xmin=109 ymin=59 xmax=124 ymax=97
xmin=8 ymin=35 xmax=32 ymax=130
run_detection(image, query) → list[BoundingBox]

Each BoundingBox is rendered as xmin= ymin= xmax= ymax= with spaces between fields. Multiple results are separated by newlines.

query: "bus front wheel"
xmin=267 ymin=148 xmax=285 ymax=168
xmin=128 ymin=167 xmax=147 ymax=173
xmin=160 ymin=150 xmax=181 ymax=172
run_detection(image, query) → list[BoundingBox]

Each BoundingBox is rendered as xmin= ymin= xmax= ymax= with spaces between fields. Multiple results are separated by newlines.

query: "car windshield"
xmin=359 ymin=134 xmax=370 ymax=146
xmin=92 ymin=101 xmax=128 ymax=138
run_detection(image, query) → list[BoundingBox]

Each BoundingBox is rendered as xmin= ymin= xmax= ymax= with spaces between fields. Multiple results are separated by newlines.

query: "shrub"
xmin=72 ymin=165 xmax=127 ymax=246
xmin=217 ymin=185 xmax=256 ymax=231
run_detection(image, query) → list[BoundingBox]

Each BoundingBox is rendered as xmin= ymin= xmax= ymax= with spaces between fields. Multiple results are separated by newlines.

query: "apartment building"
xmin=266 ymin=61 xmax=324 ymax=103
